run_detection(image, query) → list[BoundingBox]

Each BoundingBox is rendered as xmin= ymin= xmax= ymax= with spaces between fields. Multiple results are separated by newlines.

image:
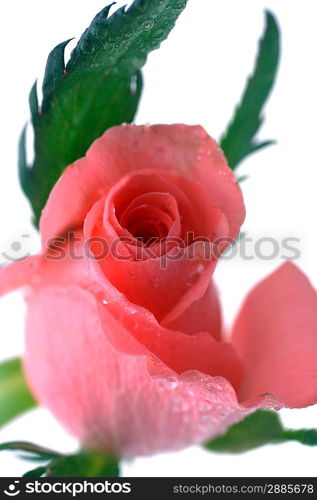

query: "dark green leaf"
xmin=237 ymin=174 xmax=249 ymax=183
xmin=18 ymin=126 xmax=28 ymax=190
xmin=220 ymin=11 xmax=280 ymax=169
xmin=0 ymin=441 xmax=61 ymax=461
xmin=0 ymin=358 xmax=37 ymax=428
xmin=46 ymin=450 xmax=120 ymax=477
xmin=23 ymin=466 xmax=47 ymax=477
xmin=21 ymin=0 xmax=188 ymax=224
xmin=205 ymin=410 xmax=317 ymax=453
xmin=1 ymin=441 xmax=119 ymax=477
xmin=42 ymin=40 xmax=73 ymax=104
xmin=29 ymin=81 xmax=38 ymax=123
xmin=283 ymin=428 xmax=317 ymax=446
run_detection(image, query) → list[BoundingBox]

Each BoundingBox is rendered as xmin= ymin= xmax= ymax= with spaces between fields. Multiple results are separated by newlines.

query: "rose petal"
xmin=0 ymin=256 xmax=42 ymax=296
xmin=80 ymin=215 xmax=245 ymax=390
xmin=0 ymin=234 xmax=243 ymax=390
xmin=40 ymin=125 xmax=245 ymax=244
xmin=231 ymin=262 xmax=317 ymax=408
xmin=85 ymin=192 xmax=226 ymax=323
xmin=0 ymin=233 xmax=89 ymax=296
xmin=162 ymin=282 xmax=222 ymax=340
xmin=24 ymin=285 xmax=270 ymax=457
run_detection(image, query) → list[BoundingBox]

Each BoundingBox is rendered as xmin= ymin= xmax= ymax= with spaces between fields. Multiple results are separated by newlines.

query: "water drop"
xmin=196 ymin=264 xmax=205 ymax=274
xmin=142 ymin=19 xmax=154 ymax=31
xmin=201 ymin=414 xmax=216 ymax=425
xmin=172 ymin=1 xmax=186 ymax=10
xmin=215 ymin=407 xmax=228 ymax=418
xmin=130 ymin=74 xmax=138 ymax=95
xmin=151 ymin=28 xmax=166 ymax=40
xmin=180 ymin=371 xmax=199 ymax=384
xmin=169 ymin=396 xmax=190 ymax=412
xmin=206 ymin=381 xmax=224 ymax=392
xmin=198 ymin=399 xmax=213 ymax=412
xmin=159 ymin=376 xmax=178 ymax=391
xmin=131 ymin=56 xmax=146 ymax=68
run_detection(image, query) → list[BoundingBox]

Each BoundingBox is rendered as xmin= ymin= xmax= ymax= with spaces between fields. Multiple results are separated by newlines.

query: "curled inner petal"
xmin=84 ymin=168 xmax=229 ymax=323
xmin=40 ymin=125 xmax=245 ymax=244
xmin=119 ymin=192 xmax=181 ymax=245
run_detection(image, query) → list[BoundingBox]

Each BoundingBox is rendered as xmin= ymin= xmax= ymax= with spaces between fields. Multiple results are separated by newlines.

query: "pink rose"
xmin=1 ymin=124 xmax=317 ymax=457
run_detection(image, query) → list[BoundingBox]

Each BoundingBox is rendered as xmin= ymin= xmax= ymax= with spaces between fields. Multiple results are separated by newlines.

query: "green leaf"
xmin=46 ymin=450 xmax=120 ymax=477
xmin=23 ymin=466 xmax=47 ymax=478
xmin=1 ymin=441 xmax=119 ymax=477
xmin=0 ymin=441 xmax=61 ymax=462
xmin=42 ymin=40 xmax=73 ymax=103
xmin=20 ymin=0 xmax=188 ymax=224
xmin=205 ymin=410 xmax=317 ymax=453
xmin=18 ymin=126 xmax=28 ymax=187
xmin=29 ymin=81 xmax=38 ymax=123
xmin=0 ymin=358 xmax=37 ymax=428
xmin=220 ymin=11 xmax=280 ymax=169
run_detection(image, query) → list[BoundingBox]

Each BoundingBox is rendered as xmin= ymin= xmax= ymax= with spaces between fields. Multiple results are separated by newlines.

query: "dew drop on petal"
xmin=206 ymin=381 xmax=224 ymax=392
xmin=169 ymin=396 xmax=190 ymax=412
xmin=159 ymin=376 xmax=179 ymax=391
xmin=197 ymin=399 xmax=213 ymax=412
xmin=196 ymin=264 xmax=205 ymax=274
xmin=201 ymin=414 xmax=216 ymax=425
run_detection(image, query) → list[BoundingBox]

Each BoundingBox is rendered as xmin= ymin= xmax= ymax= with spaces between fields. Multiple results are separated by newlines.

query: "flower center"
xmin=118 ymin=192 xmax=179 ymax=246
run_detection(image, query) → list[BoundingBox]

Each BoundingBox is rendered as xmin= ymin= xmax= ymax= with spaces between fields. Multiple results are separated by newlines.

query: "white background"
xmin=0 ymin=0 xmax=317 ymax=477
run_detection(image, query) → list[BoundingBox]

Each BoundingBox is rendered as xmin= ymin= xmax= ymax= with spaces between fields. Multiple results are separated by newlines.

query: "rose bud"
xmin=0 ymin=125 xmax=316 ymax=457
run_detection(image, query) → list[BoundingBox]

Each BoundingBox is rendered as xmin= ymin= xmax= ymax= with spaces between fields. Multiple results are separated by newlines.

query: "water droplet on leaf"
xmin=142 ymin=19 xmax=154 ymax=31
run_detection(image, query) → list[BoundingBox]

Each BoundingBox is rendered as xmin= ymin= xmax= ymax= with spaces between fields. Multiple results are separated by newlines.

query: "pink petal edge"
xmin=232 ymin=262 xmax=317 ymax=408
xmin=24 ymin=285 xmax=278 ymax=457
xmin=40 ymin=125 xmax=245 ymax=244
